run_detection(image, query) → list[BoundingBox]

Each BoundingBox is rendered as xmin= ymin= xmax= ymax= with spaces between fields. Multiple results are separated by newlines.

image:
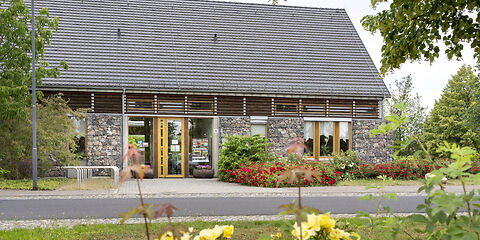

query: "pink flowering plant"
xmin=195 ymin=165 xmax=212 ymax=169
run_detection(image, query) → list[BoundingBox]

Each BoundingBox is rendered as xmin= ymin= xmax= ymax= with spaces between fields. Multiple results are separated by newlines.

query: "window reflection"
xmin=320 ymin=122 xmax=333 ymax=156
xmin=304 ymin=122 xmax=314 ymax=156
xmin=339 ymin=122 xmax=350 ymax=152
xmin=127 ymin=117 xmax=153 ymax=167
xmin=189 ymin=118 xmax=212 ymax=175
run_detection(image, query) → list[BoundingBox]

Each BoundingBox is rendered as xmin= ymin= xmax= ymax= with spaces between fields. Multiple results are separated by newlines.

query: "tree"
xmin=0 ymin=95 xmax=85 ymax=179
xmin=386 ymin=75 xmax=427 ymax=156
xmin=466 ymin=66 xmax=480 ymax=141
xmin=421 ymin=65 xmax=480 ymax=153
xmin=362 ymin=1 xmax=480 ymax=75
xmin=0 ymin=0 xmax=67 ymax=120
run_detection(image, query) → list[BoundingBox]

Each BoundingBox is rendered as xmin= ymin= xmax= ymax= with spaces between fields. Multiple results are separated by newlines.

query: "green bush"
xmin=0 ymin=95 xmax=84 ymax=179
xmin=329 ymin=150 xmax=363 ymax=180
xmin=218 ymin=135 xmax=270 ymax=176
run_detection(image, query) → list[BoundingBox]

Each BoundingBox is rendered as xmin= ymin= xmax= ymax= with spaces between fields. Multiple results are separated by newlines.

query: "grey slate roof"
xmin=39 ymin=0 xmax=391 ymax=98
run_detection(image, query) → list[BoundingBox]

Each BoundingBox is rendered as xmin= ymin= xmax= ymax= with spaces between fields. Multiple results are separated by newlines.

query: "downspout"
xmin=380 ymin=98 xmax=385 ymax=120
xmin=121 ymin=88 xmax=126 ymax=169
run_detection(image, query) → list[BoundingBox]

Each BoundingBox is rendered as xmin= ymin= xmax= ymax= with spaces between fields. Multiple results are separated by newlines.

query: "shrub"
xmin=349 ymin=158 xmax=451 ymax=180
xmin=329 ymin=150 xmax=363 ymax=180
xmin=0 ymin=95 xmax=84 ymax=179
xmin=218 ymin=160 xmax=341 ymax=187
xmin=218 ymin=135 xmax=271 ymax=178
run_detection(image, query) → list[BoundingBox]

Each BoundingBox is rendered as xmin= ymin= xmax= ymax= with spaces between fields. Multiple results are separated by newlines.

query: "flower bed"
xmin=218 ymin=160 xmax=341 ymax=187
xmin=349 ymin=158 xmax=480 ymax=180
xmin=218 ymin=157 xmax=480 ymax=187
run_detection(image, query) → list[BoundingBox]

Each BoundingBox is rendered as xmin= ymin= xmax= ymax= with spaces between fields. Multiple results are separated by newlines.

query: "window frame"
xmin=304 ymin=120 xmax=351 ymax=160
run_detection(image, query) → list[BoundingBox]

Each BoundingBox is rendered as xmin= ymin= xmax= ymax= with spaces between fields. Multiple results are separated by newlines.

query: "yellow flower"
xmin=195 ymin=228 xmax=220 ymax=240
xmin=306 ymin=213 xmax=321 ymax=232
xmin=180 ymin=231 xmax=192 ymax=240
xmin=328 ymin=228 xmax=350 ymax=240
xmin=319 ymin=213 xmax=336 ymax=231
xmin=270 ymin=232 xmax=282 ymax=239
xmin=213 ymin=225 xmax=224 ymax=238
xmin=159 ymin=231 xmax=176 ymax=240
xmin=291 ymin=222 xmax=315 ymax=240
xmin=222 ymin=225 xmax=234 ymax=238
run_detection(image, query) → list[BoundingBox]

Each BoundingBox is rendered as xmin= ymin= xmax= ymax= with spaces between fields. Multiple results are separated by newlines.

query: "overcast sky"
xmin=214 ymin=0 xmax=477 ymax=110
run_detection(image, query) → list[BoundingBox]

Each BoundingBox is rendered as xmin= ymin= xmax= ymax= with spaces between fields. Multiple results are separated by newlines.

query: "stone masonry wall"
xmin=352 ymin=119 xmax=393 ymax=164
xmin=87 ymin=113 xmax=122 ymax=172
xmin=219 ymin=117 xmax=250 ymax=143
xmin=267 ymin=117 xmax=304 ymax=156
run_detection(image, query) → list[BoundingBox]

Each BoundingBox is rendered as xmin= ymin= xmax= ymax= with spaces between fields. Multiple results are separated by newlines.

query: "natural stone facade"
xmin=86 ymin=113 xmax=122 ymax=172
xmin=267 ymin=117 xmax=304 ymax=156
xmin=219 ymin=117 xmax=250 ymax=143
xmin=351 ymin=119 xmax=393 ymax=163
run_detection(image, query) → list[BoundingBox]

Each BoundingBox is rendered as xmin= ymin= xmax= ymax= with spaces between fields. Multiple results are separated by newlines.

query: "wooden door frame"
xmin=154 ymin=117 xmax=186 ymax=178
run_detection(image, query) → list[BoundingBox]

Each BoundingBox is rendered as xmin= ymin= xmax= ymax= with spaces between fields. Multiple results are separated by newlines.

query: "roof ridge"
xmin=121 ymin=0 xmax=346 ymax=11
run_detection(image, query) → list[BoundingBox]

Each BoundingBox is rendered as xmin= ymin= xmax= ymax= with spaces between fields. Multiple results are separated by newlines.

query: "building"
xmin=39 ymin=0 xmax=392 ymax=178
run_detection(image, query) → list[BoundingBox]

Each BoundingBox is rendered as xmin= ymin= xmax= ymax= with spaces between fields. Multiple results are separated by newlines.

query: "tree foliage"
xmin=386 ymin=75 xmax=427 ymax=155
xmin=421 ymin=65 xmax=480 ymax=154
xmin=362 ymin=0 xmax=480 ymax=75
xmin=0 ymin=95 xmax=84 ymax=179
xmin=0 ymin=0 xmax=67 ymax=120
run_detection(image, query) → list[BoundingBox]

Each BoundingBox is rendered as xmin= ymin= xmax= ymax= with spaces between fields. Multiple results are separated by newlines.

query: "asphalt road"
xmin=0 ymin=196 xmax=427 ymax=220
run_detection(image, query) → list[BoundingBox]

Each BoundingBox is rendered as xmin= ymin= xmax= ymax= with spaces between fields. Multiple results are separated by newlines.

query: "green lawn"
xmin=336 ymin=179 xmax=423 ymax=186
xmin=336 ymin=178 xmax=471 ymax=186
xmin=0 ymin=178 xmax=114 ymax=190
xmin=0 ymin=218 xmax=426 ymax=240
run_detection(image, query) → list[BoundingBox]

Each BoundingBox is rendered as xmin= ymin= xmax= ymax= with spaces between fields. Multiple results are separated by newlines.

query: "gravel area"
xmin=0 ymin=192 xmax=427 ymax=200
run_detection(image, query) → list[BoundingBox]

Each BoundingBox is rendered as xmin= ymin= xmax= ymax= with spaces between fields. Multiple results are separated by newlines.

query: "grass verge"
xmin=0 ymin=178 xmax=114 ymax=190
xmin=0 ymin=218 xmax=426 ymax=240
xmin=336 ymin=178 xmax=472 ymax=186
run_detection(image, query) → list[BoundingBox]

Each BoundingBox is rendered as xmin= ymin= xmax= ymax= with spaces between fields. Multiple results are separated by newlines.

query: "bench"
xmin=63 ymin=166 xmax=119 ymax=187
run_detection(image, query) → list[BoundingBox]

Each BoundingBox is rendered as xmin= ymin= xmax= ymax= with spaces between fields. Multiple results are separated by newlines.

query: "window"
xmin=304 ymin=122 xmax=314 ymax=156
xmin=127 ymin=117 xmax=154 ymax=166
xmin=304 ymin=121 xmax=351 ymax=159
xmin=127 ymin=99 xmax=154 ymax=112
xmin=188 ymin=101 xmax=213 ymax=112
xmin=72 ymin=117 xmax=86 ymax=159
xmin=303 ymin=104 xmax=326 ymax=116
xmin=319 ymin=122 xmax=334 ymax=156
xmin=251 ymin=124 xmax=266 ymax=137
xmin=158 ymin=101 xmax=184 ymax=112
xmin=275 ymin=103 xmax=298 ymax=114
xmin=189 ymin=118 xmax=213 ymax=175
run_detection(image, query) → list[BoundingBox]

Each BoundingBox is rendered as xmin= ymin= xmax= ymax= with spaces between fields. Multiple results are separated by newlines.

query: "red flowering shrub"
xmin=349 ymin=159 xmax=451 ymax=180
xmin=218 ymin=160 xmax=340 ymax=187
xmin=219 ymin=157 xmax=480 ymax=188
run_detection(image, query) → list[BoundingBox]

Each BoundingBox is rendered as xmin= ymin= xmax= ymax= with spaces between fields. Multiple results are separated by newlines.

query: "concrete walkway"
xmin=0 ymin=178 xmax=477 ymax=199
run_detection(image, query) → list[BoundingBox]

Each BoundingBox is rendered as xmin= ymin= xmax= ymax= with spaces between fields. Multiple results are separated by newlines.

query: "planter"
xmin=193 ymin=168 xmax=214 ymax=178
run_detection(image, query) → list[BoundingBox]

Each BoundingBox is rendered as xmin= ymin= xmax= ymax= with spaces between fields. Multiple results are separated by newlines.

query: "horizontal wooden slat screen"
xmin=217 ymin=96 xmax=244 ymax=116
xmin=44 ymin=91 xmax=91 ymax=111
xmin=355 ymin=100 xmax=379 ymax=118
xmin=302 ymin=99 xmax=327 ymax=117
xmin=329 ymin=99 xmax=353 ymax=117
xmin=156 ymin=94 xmax=185 ymax=114
xmin=274 ymin=98 xmax=299 ymax=116
xmin=126 ymin=94 xmax=155 ymax=113
xmin=246 ymin=97 xmax=271 ymax=116
xmin=47 ymin=91 xmax=380 ymax=119
xmin=94 ymin=93 xmax=122 ymax=113
xmin=187 ymin=96 xmax=214 ymax=115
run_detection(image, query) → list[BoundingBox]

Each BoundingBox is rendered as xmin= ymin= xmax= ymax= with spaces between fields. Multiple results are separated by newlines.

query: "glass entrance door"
xmin=156 ymin=118 xmax=184 ymax=177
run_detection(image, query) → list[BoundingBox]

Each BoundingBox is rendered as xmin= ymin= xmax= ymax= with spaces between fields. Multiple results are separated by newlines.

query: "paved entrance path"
xmin=0 ymin=178 xmax=477 ymax=199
